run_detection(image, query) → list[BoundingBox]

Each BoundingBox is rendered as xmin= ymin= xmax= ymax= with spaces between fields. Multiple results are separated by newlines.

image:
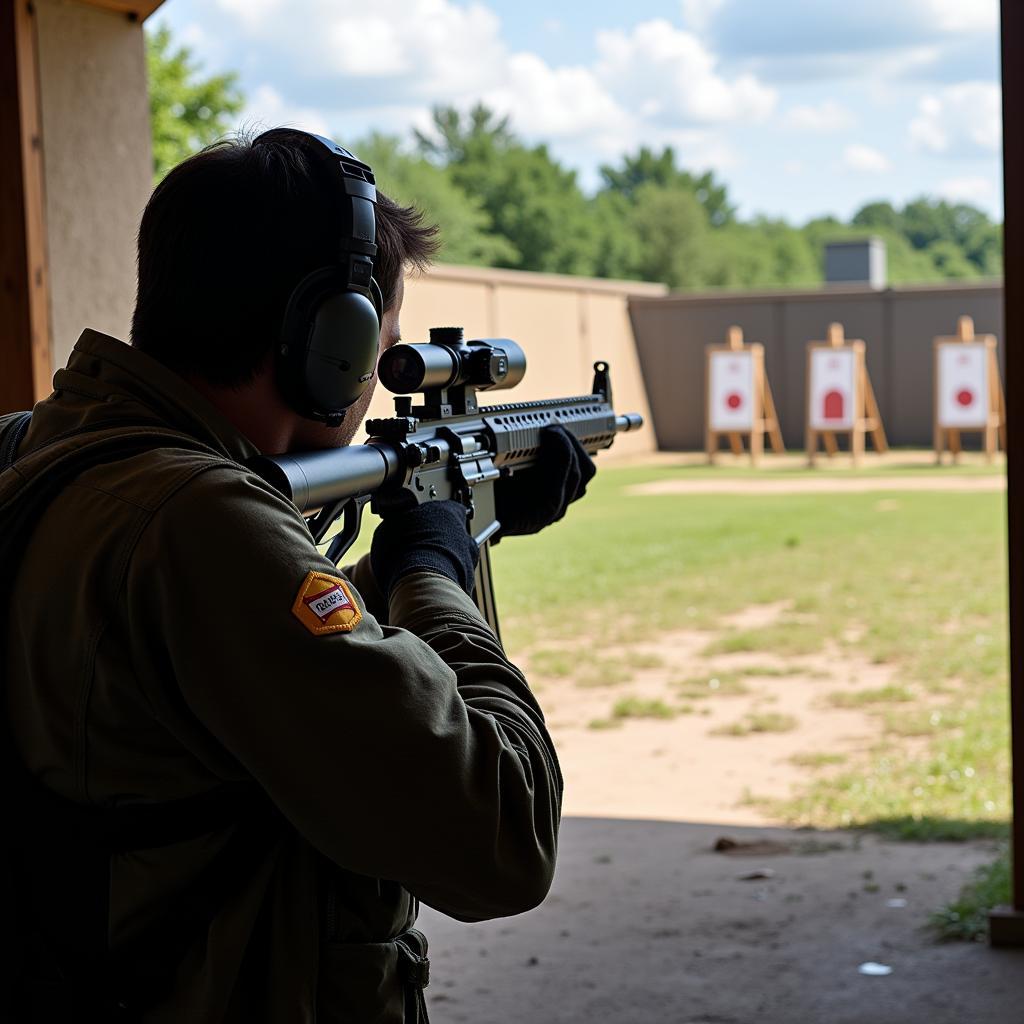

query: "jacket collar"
xmin=34 ymin=329 xmax=261 ymax=464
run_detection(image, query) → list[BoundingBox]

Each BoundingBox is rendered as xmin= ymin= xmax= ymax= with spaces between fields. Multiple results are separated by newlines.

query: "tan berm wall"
xmin=35 ymin=0 xmax=153 ymax=374
xmin=366 ymin=264 xmax=664 ymax=458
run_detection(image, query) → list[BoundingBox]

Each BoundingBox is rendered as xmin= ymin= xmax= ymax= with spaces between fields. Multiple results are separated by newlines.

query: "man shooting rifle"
xmin=0 ymin=128 xmax=636 ymax=1022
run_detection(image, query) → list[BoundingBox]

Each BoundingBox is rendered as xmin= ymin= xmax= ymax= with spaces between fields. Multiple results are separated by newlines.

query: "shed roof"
xmin=76 ymin=0 xmax=166 ymax=21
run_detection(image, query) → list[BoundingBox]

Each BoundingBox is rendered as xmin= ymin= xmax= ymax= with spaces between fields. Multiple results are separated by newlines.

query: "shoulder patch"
xmin=292 ymin=571 xmax=362 ymax=635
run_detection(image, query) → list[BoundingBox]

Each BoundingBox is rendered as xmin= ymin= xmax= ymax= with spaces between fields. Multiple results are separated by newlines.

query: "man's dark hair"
xmin=131 ymin=128 xmax=439 ymax=387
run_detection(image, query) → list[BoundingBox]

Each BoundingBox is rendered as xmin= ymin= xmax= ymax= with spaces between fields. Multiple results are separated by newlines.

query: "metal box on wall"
xmin=825 ymin=238 xmax=887 ymax=290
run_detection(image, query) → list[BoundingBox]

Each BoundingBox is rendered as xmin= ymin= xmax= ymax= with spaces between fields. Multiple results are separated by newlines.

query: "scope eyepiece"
xmin=378 ymin=330 xmax=527 ymax=395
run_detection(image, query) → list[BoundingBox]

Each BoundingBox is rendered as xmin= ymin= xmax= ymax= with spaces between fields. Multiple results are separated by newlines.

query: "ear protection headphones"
xmin=276 ymin=132 xmax=383 ymax=426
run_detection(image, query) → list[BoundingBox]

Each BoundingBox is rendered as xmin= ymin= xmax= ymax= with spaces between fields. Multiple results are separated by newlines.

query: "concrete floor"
xmin=419 ymin=818 xmax=1023 ymax=1024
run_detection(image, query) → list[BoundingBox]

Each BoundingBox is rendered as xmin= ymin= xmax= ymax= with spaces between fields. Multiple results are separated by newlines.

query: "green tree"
xmin=851 ymin=201 xmax=902 ymax=235
xmin=355 ymin=133 xmax=515 ymax=266
xmin=414 ymin=103 xmax=515 ymax=167
xmin=589 ymin=190 xmax=644 ymax=281
xmin=852 ymin=197 xmax=1002 ymax=278
xmin=802 ymin=218 xmax=946 ymax=285
xmin=625 ymin=184 xmax=707 ymax=289
xmin=146 ymin=24 xmax=244 ymax=183
xmin=599 ymin=146 xmax=735 ymax=226
xmin=417 ymin=104 xmax=597 ymax=274
xmin=703 ymin=220 xmax=819 ymax=290
xmin=925 ymin=239 xmax=979 ymax=279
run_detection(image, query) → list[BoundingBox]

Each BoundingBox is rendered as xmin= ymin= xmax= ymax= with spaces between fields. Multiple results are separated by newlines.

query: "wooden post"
xmin=933 ymin=315 xmax=1004 ymax=465
xmin=805 ymin=322 xmax=886 ymax=467
xmin=0 ymin=0 xmax=52 ymax=413
xmin=725 ymin=326 xmax=745 ymax=457
xmin=705 ymin=325 xmax=785 ymax=465
xmin=990 ymin=0 xmax=1024 ymax=946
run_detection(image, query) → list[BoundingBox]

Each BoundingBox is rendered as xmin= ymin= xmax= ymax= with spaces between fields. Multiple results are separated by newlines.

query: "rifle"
xmin=250 ymin=327 xmax=644 ymax=640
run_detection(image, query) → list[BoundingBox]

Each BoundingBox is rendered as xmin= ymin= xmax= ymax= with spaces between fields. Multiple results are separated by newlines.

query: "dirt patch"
xmin=627 ymin=476 xmax=1006 ymax=496
xmin=529 ymin=603 xmax=898 ymax=825
xmin=718 ymin=599 xmax=793 ymax=630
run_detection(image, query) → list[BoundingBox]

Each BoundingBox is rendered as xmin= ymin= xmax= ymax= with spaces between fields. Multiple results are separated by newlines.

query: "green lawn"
xmin=488 ymin=460 xmax=1010 ymax=840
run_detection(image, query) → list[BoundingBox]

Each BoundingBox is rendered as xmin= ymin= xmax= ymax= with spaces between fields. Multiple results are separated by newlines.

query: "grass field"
xmin=490 ymin=459 xmax=1009 ymax=836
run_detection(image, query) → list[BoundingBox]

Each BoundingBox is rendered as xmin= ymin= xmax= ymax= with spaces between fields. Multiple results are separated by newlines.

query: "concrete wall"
xmin=629 ymin=281 xmax=1005 ymax=450
xmin=365 ymin=264 xmax=665 ymax=458
xmin=35 ymin=0 xmax=153 ymax=373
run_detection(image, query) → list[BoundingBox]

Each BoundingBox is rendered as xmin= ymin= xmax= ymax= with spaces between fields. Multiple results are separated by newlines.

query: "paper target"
xmin=809 ymin=347 xmax=856 ymax=430
xmin=708 ymin=350 xmax=755 ymax=431
xmin=937 ymin=343 xmax=989 ymax=429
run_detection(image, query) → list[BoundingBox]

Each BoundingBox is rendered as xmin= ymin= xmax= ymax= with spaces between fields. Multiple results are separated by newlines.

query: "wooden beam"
xmin=991 ymin=0 xmax=1024 ymax=946
xmin=73 ymin=0 xmax=166 ymax=21
xmin=0 ymin=0 xmax=51 ymax=414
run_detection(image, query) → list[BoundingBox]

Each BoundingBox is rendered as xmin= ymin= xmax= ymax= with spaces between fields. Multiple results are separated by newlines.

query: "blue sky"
xmin=154 ymin=0 xmax=1002 ymax=223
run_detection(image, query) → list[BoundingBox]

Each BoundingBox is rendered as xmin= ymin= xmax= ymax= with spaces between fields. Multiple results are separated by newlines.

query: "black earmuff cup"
xmin=278 ymin=266 xmax=381 ymax=421
xmin=302 ymin=289 xmax=381 ymax=415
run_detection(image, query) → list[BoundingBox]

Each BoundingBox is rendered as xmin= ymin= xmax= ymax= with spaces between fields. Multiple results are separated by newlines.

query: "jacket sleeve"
xmin=341 ymin=552 xmax=388 ymax=624
xmin=125 ymin=464 xmax=562 ymax=921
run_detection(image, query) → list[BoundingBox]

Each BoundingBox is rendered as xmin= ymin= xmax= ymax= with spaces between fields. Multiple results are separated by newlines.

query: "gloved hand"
xmin=370 ymin=499 xmax=479 ymax=598
xmin=495 ymin=425 xmax=596 ymax=538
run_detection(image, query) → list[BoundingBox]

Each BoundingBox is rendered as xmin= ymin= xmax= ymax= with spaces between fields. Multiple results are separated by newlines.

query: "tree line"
xmin=148 ymin=26 xmax=1003 ymax=292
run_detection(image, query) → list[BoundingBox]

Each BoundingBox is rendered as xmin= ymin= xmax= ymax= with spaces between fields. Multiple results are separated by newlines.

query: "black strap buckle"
xmin=395 ymin=930 xmax=430 ymax=989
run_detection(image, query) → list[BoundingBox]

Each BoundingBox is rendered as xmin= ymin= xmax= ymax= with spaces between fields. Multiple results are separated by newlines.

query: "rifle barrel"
xmin=250 ymin=442 xmax=398 ymax=512
xmin=253 ymin=405 xmax=643 ymax=514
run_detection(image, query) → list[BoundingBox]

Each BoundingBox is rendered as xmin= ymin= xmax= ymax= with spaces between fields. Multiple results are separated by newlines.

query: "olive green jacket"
xmin=3 ymin=330 xmax=562 ymax=1022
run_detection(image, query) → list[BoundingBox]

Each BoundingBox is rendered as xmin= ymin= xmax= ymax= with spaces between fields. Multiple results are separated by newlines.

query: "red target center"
xmin=726 ymin=393 xmax=742 ymax=409
xmin=956 ymin=389 xmax=975 ymax=407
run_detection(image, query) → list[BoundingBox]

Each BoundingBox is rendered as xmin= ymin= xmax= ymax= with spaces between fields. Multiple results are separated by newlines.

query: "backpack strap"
xmin=0 ymin=411 xmax=32 ymax=472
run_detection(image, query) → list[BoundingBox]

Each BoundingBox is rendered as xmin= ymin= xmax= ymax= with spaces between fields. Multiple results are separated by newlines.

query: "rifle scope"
xmin=378 ymin=327 xmax=527 ymax=395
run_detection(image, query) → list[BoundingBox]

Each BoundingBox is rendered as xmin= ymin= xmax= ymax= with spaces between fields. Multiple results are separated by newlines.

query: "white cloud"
xmin=482 ymin=54 xmax=631 ymax=149
xmin=937 ymin=176 xmax=998 ymax=205
xmin=909 ymin=82 xmax=1002 ymax=155
xmin=320 ymin=3 xmax=507 ymax=95
xmin=709 ymin=0 xmax=997 ymax=54
xmin=209 ymin=0 xmax=631 ymax=149
xmin=596 ymin=19 xmax=776 ymax=125
xmin=212 ymin=0 xmax=507 ymax=98
xmin=242 ymin=83 xmax=332 ymax=137
xmin=843 ymin=144 xmax=891 ymax=173
xmin=705 ymin=0 xmax=998 ymax=83
xmin=783 ymin=100 xmax=854 ymax=133
xmin=200 ymin=1 xmax=773 ymax=181
xmin=922 ymin=0 xmax=998 ymax=33
xmin=214 ymin=0 xmax=283 ymax=31
xmin=681 ymin=0 xmax=726 ymax=33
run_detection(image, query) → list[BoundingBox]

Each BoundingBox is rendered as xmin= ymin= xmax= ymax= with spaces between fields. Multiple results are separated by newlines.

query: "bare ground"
xmin=420 ymin=597 xmax=1024 ymax=1021
xmin=421 ymin=820 xmax=1017 ymax=1024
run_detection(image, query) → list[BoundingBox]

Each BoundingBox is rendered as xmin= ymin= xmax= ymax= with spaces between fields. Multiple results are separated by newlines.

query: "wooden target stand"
xmin=933 ymin=316 xmax=1006 ymax=464
xmin=806 ymin=323 xmax=888 ymax=467
xmin=704 ymin=326 xmax=784 ymax=465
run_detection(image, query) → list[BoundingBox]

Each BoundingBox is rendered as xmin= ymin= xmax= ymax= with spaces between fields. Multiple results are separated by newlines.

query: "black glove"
xmin=495 ymin=425 xmax=596 ymax=538
xmin=370 ymin=499 xmax=479 ymax=598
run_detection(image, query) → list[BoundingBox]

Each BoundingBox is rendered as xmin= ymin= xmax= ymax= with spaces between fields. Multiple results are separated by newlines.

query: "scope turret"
xmin=378 ymin=330 xmax=527 ymax=395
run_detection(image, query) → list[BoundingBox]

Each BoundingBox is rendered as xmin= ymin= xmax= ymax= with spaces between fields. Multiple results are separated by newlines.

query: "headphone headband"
xmin=306 ymin=134 xmax=378 ymax=294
